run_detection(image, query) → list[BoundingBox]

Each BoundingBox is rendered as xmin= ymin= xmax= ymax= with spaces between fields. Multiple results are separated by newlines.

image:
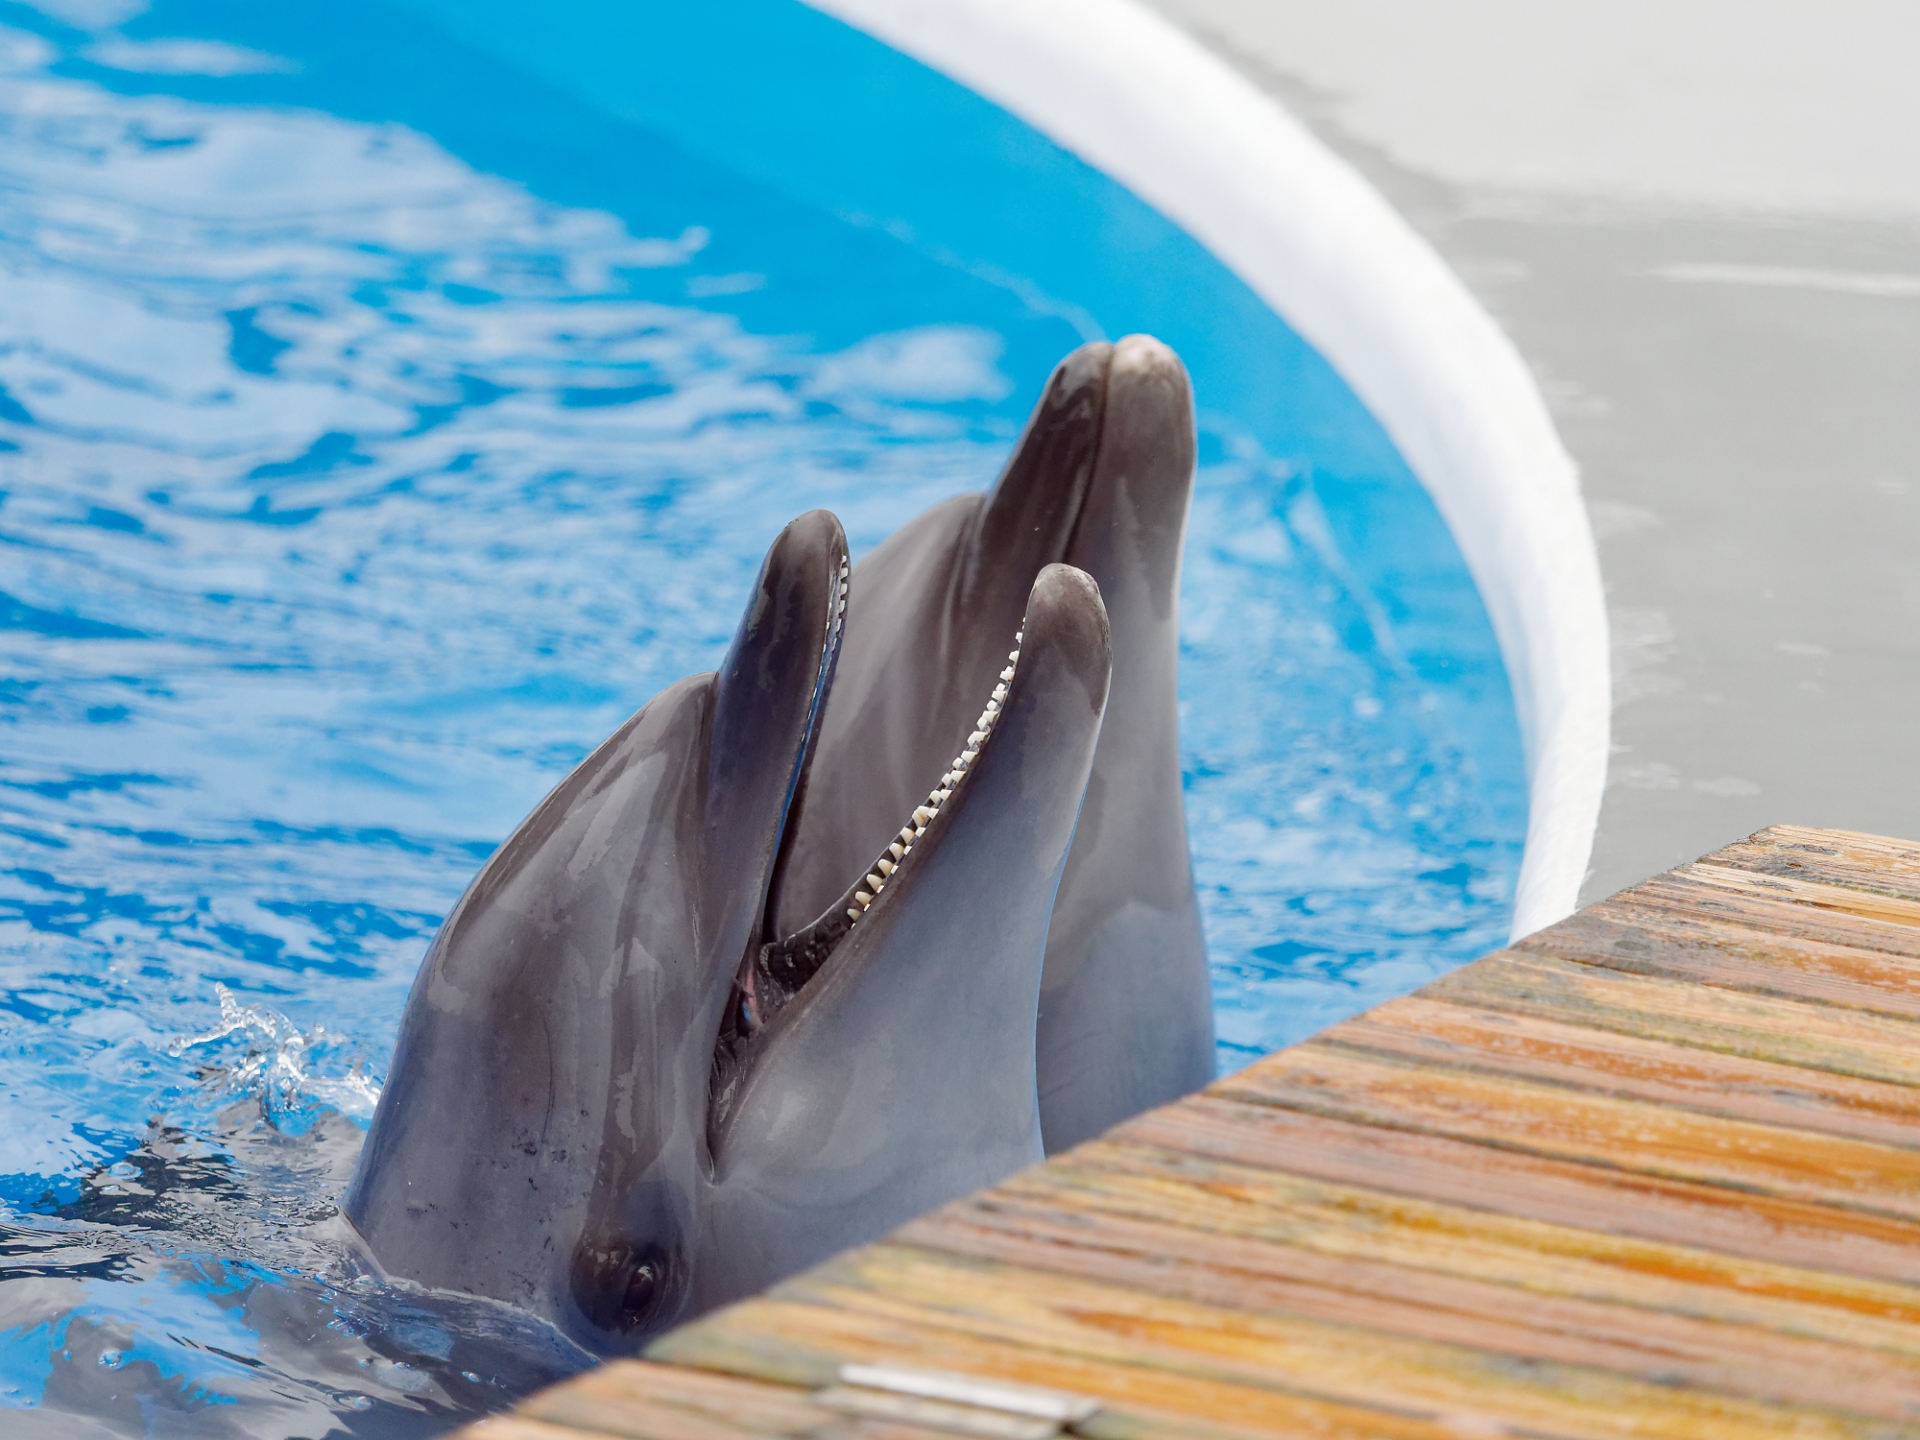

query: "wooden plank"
xmin=726 ymin=1245 xmax=1916 ymax=1440
xmin=1119 ymin=1094 xmax=1920 ymax=1284
xmin=981 ymin=1139 xmax=1920 ymax=1353
xmin=652 ymin=1298 xmax=1459 ymax=1440
xmin=1625 ymin=874 xmax=1920 ymax=960
xmin=1713 ymin=825 xmax=1920 ymax=902
xmin=895 ymin=1190 xmax=1920 ymax=1416
xmin=1218 ymin=1041 xmax=1920 ymax=1220
xmin=517 ymin=1361 xmax=838 ymax=1438
xmin=468 ymin=1420 xmax=621 ymax=1440
xmin=498 ymin=1398 xmax=765 ymax=1440
xmin=1518 ymin=901 xmax=1920 ymax=1018
xmin=1674 ymin=861 xmax=1920 ymax=933
xmin=466 ymin=827 xmax=1920 ymax=1438
xmin=506 ymin=1361 xmax=987 ymax=1440
xmin=1423 ymin=952 xmax=1920 ymax=1086
xmin=1325 ymin=993 xmax=1920 ymax=1147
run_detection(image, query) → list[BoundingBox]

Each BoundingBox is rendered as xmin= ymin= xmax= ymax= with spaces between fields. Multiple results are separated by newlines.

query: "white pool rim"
xmin=810 ymin=0 xmax=1610 ymax=939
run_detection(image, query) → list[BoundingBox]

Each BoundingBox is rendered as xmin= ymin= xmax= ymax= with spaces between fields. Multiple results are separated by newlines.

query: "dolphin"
xmin=772 ymin=334 xmax=1215 ymax=1153
xmin=342 ymin=511 xmax=1112 ymax=1350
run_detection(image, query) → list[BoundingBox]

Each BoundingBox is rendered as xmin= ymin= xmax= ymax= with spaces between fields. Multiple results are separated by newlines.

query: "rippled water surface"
xmin=0 ymin=5 xmax=1525 ymax=1434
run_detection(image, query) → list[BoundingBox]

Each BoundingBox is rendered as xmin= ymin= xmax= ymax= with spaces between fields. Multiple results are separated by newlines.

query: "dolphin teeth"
xmin=839 ymin=622 xmax=1021 ymax=942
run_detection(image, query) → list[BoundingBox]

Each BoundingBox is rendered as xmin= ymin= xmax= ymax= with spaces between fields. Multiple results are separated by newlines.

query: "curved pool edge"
xmin=810 ymin=0 xmax=1609 ymax=939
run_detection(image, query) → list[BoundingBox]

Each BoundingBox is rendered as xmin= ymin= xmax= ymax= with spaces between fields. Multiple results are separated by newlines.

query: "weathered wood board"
xmin=463 ymin=825 xmax=1920 ymax=1438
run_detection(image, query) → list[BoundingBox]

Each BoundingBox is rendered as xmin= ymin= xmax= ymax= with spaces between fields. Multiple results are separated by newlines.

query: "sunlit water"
xmin=0 ymin=10 xmax=1525 ymax=1435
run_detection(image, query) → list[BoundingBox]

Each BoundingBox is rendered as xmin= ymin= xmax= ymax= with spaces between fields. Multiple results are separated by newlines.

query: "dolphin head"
xmin=774 ymin=334 xmax=1215 ymax=1154
xmin=343 ymin=510 xmax=850 ymax=1343
xmin=343 ymin=514 xmax=1111 ymax=1350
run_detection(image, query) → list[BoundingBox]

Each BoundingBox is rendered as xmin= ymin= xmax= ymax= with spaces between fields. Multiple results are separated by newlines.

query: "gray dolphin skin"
xmin=343 ymin=509 xmax=1112 ymax=1351
xmin=773 ymin=334 xmax=1214 ymax=1153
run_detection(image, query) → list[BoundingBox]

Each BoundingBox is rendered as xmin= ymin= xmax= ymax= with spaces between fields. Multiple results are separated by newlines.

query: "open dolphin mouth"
xmin=764 ymin=334 xmax=1213 ymax=1156
xmin=736 ymin=632 xmax=1024 ymax=1027
xmin=713 ymin=593 xmax=1029 ymax=1106
xmin=759 ymin=340 xmax=1117 ymax=947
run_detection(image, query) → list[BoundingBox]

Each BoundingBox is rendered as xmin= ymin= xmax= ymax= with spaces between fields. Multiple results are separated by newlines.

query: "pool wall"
xmin=814 ymin=0 xmax=1611 ymax=936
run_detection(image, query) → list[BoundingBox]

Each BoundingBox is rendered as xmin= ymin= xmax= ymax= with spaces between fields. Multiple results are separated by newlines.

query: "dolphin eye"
xmin=569 ymin=1234 xmax=675 ymax=1335
xmin=622 ymin=1257 xmax=660 ymax=1317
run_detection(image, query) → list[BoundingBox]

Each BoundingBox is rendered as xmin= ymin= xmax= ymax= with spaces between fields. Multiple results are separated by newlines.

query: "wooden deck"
xmin=464 ymin=825 xmax=1920 ymax=1439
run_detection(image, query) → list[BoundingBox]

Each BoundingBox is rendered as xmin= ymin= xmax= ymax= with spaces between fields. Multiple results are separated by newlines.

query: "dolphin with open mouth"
xmin=344 ymin=511 xmax=1112 ymax=1348
xmin=775 ymin=333 xmax=1214 ymax=1153
xmin=343 ymin=335 xmax=1211 ymax=1349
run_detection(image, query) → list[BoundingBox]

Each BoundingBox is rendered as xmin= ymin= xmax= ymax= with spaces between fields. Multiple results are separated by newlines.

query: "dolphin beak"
xmin=703 ymin=508 xmax=850 ymax=989
xmin=961 ymin=341 xmax=1112 ymax=635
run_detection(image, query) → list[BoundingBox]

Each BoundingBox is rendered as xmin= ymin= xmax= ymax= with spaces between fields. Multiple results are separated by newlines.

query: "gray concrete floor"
xmin=1148 ymin=0 xmax=1920 ymax=903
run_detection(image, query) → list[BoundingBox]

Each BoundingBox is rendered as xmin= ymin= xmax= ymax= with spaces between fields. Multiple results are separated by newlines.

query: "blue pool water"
xmin=0 ymin=1 xmax=1526 ymax=1432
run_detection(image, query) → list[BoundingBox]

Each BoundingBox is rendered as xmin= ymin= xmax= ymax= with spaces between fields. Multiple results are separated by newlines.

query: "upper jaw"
xmin=963 ymin=333 xmax=1192 ymax=620
xmin=694 ymin=511 xmax=850 ymax=1114
xmin=958 ymin=339 xmax=1114 ymax=632
xmin=704 ymin=509 xmax=849 ymax=891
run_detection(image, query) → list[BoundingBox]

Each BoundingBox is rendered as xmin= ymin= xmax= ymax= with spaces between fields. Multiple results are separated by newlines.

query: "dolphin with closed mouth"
xmin=342 ymin=510 xmax=1113 ymax=1349
xmin=774 ymin=333 xmax=1214 ymax=1153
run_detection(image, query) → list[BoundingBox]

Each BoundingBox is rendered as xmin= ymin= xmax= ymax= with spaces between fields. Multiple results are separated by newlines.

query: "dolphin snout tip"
xmin=775 ymin=507 xmax=849 ymax=562
xmin=1109 ymin=333 xmax=1191 ymax=399
xmin=1113 ymin=331 xmax=1178 ymax=366
xmin=1027 ymin=563 xmax=1112 ymax=706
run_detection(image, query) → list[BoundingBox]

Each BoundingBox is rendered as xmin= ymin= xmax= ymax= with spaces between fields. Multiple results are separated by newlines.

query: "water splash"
xmin=165 ymin=984 xmax=381 ymax=1133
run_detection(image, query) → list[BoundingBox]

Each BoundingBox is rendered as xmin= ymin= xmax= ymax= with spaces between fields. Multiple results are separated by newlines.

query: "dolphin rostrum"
xmin=772 ymin=334 xmax=1214 ymax=1153
xmin=343 ymin=512 xmax=1112 ymax=1350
